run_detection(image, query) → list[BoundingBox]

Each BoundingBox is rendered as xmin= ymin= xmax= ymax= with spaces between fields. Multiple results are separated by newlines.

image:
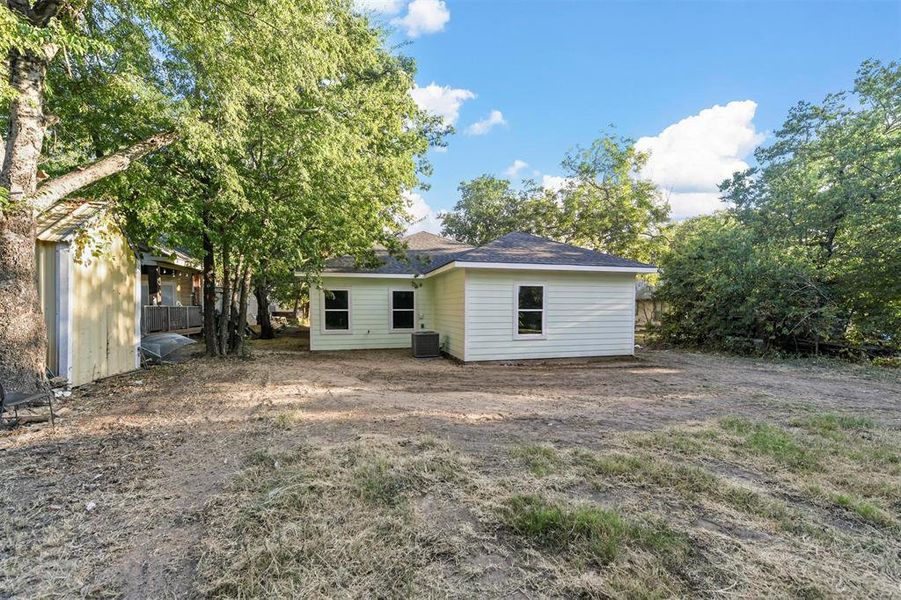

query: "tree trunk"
xmin=218 ymin=238 xmax=231 ymax=355
xmin=0 ymin=47 xmax=56 ymax=392
xmin=228 ymin=260 xmax=241 ymax=352
xmin=201 ymin=223 xmax=218 ymax=356
xmin=235 ymin=266 xmax=251 ymax=356
xmin=255 ymin=284 xmax=274 ymax=339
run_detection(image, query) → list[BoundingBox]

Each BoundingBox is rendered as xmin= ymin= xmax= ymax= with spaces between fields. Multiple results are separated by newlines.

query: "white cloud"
xmin=541 ymin=175 xmax=571 ymax=193
xmin=465 ymin=109 xmax=507 ymax=136
xmin=392 ymin=0 xmax=450 ymax=37
xmin=354 ymin=0 xmax=404 ymax=13
xmin=503 ymin=159 xmax=529 ymax=179
xmin=409 ymin=83 xmax=475 ymax=126
xmin=666 ymin=192 xmax=724 ymax=221
xmin=403 ymin=191 xmax=442 ymax=234
xmin=635 ymin=100 xmax=765 ymax=218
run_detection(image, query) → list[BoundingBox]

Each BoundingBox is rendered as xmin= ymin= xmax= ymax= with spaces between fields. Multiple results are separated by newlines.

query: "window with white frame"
xmin=322 ymin=289 xmax=350 ymax=331
xmin=390 ymin=289 xmax=415 ymax=330
xmin=515 ymin=284 xmax=545 ymax=337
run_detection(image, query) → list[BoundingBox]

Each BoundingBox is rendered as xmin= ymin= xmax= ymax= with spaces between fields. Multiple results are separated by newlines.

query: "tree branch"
xmin=27 ymin=131 xmax=178 ymax=212
xmin=30 ymin=0 xmax=62 ymax=25
xmin=7 ymin=0 xmax=61 ymax=25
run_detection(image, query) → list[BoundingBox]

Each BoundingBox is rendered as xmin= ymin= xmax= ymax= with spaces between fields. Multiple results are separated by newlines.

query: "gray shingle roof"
xmin=451 ymin=232 xmax=655 ymax=269
xmin=323 ymin=232 xmax=472 ymax=275
xmin=323 ymin=231 xmax=654 ymax=275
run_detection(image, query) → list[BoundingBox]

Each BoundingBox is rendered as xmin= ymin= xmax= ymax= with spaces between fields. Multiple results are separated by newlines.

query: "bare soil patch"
xmin=2 ymin=337 xmax=899 ymax=598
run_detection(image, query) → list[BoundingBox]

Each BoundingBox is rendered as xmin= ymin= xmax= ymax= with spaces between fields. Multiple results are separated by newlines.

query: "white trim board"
xmin=55 ymin=243 xmax=73 ymax=383
xmin=313 ymin=262 xmax=656 ymax=280
xmin=437 ymin=261 xmax=657 ymax=275
xmin=316 ymin=272 xmax=415 ymax=279
xmin=134 ymin=260 xmax=143 ymax=369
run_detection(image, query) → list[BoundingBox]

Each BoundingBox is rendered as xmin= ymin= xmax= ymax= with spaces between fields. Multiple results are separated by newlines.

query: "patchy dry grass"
xmin=3 ymin=348 xmax=899 ymax=598
xmin=196 ymin=436 xmax=481 ymax=598
xmin=194 ymin=409 xmax=901 ymax=598
xmin=510 ymin=443 xmax=561 ymax=477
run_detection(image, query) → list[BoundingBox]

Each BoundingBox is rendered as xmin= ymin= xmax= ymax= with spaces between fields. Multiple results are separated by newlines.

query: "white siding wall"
xmin=464 ymin=269 xmax=636 ymax=361
xmin=309 ymin=277 xmax=433 ymax=351
xmin=428 ymin=268 xmax=466 ymax=360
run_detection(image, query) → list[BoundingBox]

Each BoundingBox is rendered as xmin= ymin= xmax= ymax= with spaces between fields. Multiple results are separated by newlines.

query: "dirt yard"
xmin=2 ymin=332 xmax=899 ymax=598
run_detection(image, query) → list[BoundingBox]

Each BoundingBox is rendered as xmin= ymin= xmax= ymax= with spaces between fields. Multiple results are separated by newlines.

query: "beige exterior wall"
xmin=309 ymin=277 xmax=433 ymax=351
xmin=69 ymin=227 xmax=139 ymax=385
xmin=464 ymin=269 xmax=636 ymax=361
xmin=428 ymin=268 xmax=466 ymax=360
xmin=36 ymin=241 xmax=59 ymax=374
xmin=140 ymin=269 xmax=196 ymax=306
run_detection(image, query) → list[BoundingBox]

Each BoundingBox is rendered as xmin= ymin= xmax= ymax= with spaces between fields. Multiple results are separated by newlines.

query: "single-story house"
xmin=36 ymin=200 xmax=142 ymax=385
xmin=308 ymin=232 xmax=656 ymax=361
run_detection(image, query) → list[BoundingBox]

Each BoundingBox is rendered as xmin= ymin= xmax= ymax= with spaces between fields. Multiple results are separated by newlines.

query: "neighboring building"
xmin=35 ymin=200 xmax=141 ymax=385
xmin=139 ymin=244 xmax=203 ymax=334
xmin=307 ymin=232 xmax=656 ymax=361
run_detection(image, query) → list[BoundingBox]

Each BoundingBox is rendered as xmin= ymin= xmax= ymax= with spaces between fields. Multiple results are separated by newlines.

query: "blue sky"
xmin=359 ymin=0 xmax=901 ymax=231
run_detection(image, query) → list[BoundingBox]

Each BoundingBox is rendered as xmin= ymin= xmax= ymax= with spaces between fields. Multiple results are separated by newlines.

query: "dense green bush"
xmin=657 ymin=216 xmax=835 ymax=352
xmin=657 ymin=60 xmax=900 ymax=354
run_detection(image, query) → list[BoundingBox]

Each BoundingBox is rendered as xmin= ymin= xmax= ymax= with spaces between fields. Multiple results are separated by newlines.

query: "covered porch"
xmin=140 ymin=246 xmax=203 ymax=335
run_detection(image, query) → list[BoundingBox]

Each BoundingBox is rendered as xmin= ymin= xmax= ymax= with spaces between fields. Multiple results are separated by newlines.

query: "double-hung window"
xmin=390 ymin=289 xmax=415 ymax=331
xmin=515 ymin=284 xmax=545 ymax=338
xmin=323 ymin=289 xmax=351 ymax=332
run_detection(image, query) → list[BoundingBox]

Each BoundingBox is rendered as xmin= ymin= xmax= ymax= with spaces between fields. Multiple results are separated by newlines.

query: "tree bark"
xmin=255 ymin=284 xmax=274 ymax=339
xmin=227 ymin=257 xmax=242 ymax=352
xmin=27 ymin=131 xmax=178 ymax=213
xmin=254 ymin=257 xmax=274 ymax=339
xmin=218 ymin=238 xmax=231 ymax=355
xmin=0 ymin=46 xmax=56 ymax=392
xmin=201 ymin=220 xmax=218 ymax=356
xmin=235 ymin=266 xmax=251 ymax=355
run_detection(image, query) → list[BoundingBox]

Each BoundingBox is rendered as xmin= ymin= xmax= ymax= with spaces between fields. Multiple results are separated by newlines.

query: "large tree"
xmin=658 ymin=60 xmax=900 ymax=352
xmin=441 ymin=135 xmax=670 ymax=263
xmin=1 ymin=0 xmax=433 ymax=387
xmin=114 ymin=1 xmax=437 ymax=353
xmin=1 ymin=1 xmax=185 ymax=391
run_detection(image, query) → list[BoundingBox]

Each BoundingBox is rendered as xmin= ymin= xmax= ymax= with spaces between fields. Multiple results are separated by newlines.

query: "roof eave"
xmin=141 ymin=253 xmax=201 ymax=271
xmin=305 ymin=271 xmax=417 ymax=279
xmin=308 ymin=261 xmax=657 ymax=280
xmin=425 ymin=261 xmax=657 ymax=276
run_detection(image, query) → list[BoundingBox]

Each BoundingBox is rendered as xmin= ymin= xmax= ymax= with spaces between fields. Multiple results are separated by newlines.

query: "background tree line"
xmin=439 ymin=60 xmax=899 ymax=355
xmin=2 ymin=0 xmax=441 ymax=391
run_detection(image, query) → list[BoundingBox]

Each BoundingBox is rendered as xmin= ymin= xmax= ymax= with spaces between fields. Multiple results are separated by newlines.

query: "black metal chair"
xmin=0 ymin=381 xmax=55 ymax=428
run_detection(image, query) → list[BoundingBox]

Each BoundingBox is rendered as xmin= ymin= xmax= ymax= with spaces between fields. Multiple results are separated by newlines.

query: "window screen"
xmin=392 ymin=290 xmax=415 ymax=330
xmin=516 ymin=285 xmax=544 ymax=335
xmin=323 ymin=290 xmax=350 ymax=330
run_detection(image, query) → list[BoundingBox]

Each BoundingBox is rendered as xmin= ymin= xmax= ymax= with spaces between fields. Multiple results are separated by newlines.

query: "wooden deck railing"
xmin=142 ymin=305 xmax=203 ymax=334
